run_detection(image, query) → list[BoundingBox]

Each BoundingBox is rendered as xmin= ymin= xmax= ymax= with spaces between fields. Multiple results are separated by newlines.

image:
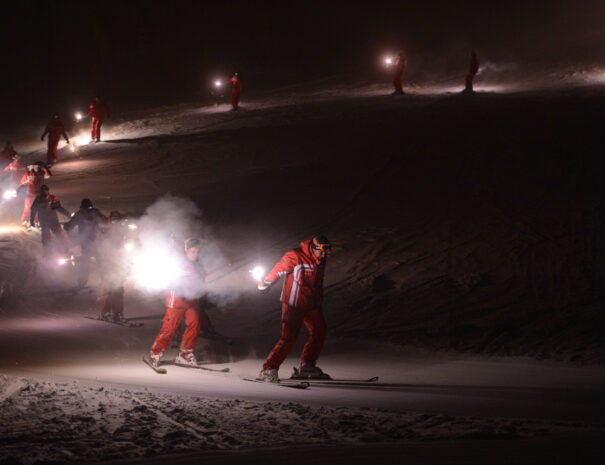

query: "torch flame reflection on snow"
xmin=250 ymin=266 xmax=265 ymax=282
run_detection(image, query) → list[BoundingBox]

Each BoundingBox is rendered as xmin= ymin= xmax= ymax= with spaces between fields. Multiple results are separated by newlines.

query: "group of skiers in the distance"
xmin=389 ymin=49 xmax=480 ymax=94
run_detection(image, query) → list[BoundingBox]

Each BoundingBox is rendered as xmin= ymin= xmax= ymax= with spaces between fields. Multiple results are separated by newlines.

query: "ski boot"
xmin=149 ymin=351 xmax=163 ymax=368
xmin=100 ymin=312 xmax=112 ymax=322
xmin=111 ymin=313 xmax=126 ymax=324
xmin=293 ymin=363 xmax=332 ymax=380
xmin=257 ymin=368 xmax=279 ymax=383
xmin=175 ymin=349 xmax=198 ymax=366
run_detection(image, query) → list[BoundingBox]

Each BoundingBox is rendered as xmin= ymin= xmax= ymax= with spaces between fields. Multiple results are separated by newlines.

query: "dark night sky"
xmin=2 ymin=1 xmax=605 ymax=124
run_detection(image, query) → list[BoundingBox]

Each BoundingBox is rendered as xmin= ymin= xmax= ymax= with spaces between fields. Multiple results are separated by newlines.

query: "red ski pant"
xmin=100 ymin=287 xmax=124 ymax=316
xmin=46 ymin=136 xmax=60 ymax=164
xmin=41 ymin=223 xmax=72 ymax=251
xmin=465 ymin=72 xmax=477 ymax=91
xmin=263 ymin=303 xmax=326 ymax=370
xmin=21 ymin=195 xmax=35 ymax=222
xmin=151 ymin=304 xmax=200 ymax=355
xmin=393 ymin=74 xmax=404 ymax=93
xmin=91 ymin=117 xmax=104 ymax=141
xmin=231 ymin=90 xmax=241 ymax=109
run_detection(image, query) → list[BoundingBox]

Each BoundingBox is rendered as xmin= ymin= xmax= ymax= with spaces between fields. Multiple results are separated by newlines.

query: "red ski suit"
xmin=30 ymin=192 xmax=72 ymax=250
xmin=465 ymin=53 xmax=480 ymax=92
xmin=0 ymin=146 xmax=16 ymax=169
xmin=227 ymin=76 xmax=243 ymax=109
xmin=18 ymin=167 xmax=50 ymax=222
xmin=393 ymin=55 xmax=407 ymax=93
xmin=151 ymin=254 xmax=207 ymax=355
xmin=41 ymin=119 xmax=69 ymax=165
xmin=2 ymin=158 xmax=26 ymax=186
xmin=262 ymin=238 xmax=327 ymax=370
xmin=86 ymin=100 xmax=110 ymax=141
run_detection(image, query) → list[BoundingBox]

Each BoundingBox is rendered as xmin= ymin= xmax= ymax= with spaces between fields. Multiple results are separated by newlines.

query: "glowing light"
xmin=128 ymin=224 xmax=137 ymax=230
xmin=68 ymin=134 xmax=92 ymax=152
xmin=0 ymin=225 xmax=21 ymax=234
xmin=215 ymin=80 xmax=222 ymax=87
xmin=131 ymin=247 xmax=184 ymax=292
xmin=385 ymin=57 xmax=393 ymax=65
xmin=2 ymin=189 xmax=16 ymax=200
xmin=250 ymin=266 xmax=265 ymax=282
xmin=75 ymin=112 xmax=83 ymax=121
xmin=124 ymin=242 xmax=134 ymax=252
xmin=57 ymin=257 xmax=71 ymax=265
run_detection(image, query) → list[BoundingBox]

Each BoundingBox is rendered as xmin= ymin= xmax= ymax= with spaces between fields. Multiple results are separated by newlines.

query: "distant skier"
xmin=64 ymin=198 xmax=108 ymax=287
xmin=41 ymin=115 xmax=70 ymax=166
xmin=225 ymin=72 xmax=243 ymax=110
xmin=29 ymin=184 xmax=72 ymax=251
xmin=149 ymin=237 xmax=206 ymax=367
xmin=256 ymin=235 xmax=331 ymax=382
xmin=392 ymin=52 xmax=407 ymax=94
xmin=1 ymin=153 xmax=26 ymax=187
xmin=98 ymin=211 xmax=128 ymax=322
xmin=465 ymin=51 xmax=480 ymax=93
xmin=17 ymin=162 xmax=50 ymax=226
xmin=85 ymin=97 xmax=110 ymax=142
xmin=0 ymin=141 xmax=17 ymax=169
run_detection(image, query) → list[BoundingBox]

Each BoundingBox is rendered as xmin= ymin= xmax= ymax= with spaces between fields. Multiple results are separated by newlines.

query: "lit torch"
xmin=124 ymin=241 xmax=135 ymax=252
xmin=214 ymin=80 xmax=222 ymax=88
xmin=2 ymin=189 xmax=17 ymax=200
xmin=127 ymin=223 xmax=137 ymax=230
xmin=75 ymin=112 xmax=83 ymax=121
xmin=250 ymin=265 xmax=265 ymax=282
xmin=384 ymin=57 xmax=393 ymax=66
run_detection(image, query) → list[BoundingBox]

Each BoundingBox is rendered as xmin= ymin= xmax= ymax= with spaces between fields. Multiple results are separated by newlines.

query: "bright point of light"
xmin=124 ymin=242 xmax=134 ymax=252
xmin=131 ymin=247 xmax=184 ymax=291
xmin=385 ymin=57 xmax=393 ymax=65
xmin=250 ymin=266 xmax=265 ymax=281
xmin=75 ymin=112 xmax=82 ymax=120
xmin=127 ymin=224 xmax=137 ymax=230
xmin=215 ymin=80 xmax=222 ymax=87
xmin=0 ymin=225 xmax=21 ymax=234
xmin=58 ymin=258 xmax=69 ymax=265
xmin=2 ymin=190 xmax=16 ymax=200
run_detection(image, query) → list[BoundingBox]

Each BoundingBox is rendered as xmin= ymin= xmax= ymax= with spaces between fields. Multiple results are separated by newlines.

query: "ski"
xmin=143 ymin=355 xmax=167 ymax=374
xmin=243 ymin=378 xmax=310 ymax=390
xmin=287 ymin=376 xmax=380 ymax=383
xmin=84 ymin=316 xmax=143 ymax=327
xmin=160 ymin=361 xmax=230 ymax=373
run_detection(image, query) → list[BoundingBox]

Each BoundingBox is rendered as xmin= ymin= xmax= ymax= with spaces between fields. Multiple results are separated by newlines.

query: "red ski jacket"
xmin=265 ymin=238 xmax=326 ymax=310
xmin=227 ymin=76 xmax=243 ymax=94
xmin=86 ymin=101 xmax=110 ymax=120
xmin=2 ymin=158 xmax=26 ymax=185
xmin=166 ymin=253 xmax=206 ymax=308
xmin=19 ymin=167 xmax=50 ymax=196
xmin=30 ymin=193 xmax=70 ymax=227
xmin=42 ymin=119 xmax=69 ymax=142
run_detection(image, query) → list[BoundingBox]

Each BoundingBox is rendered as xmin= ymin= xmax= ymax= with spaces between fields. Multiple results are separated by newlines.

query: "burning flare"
xmin=250 ymin=266 xmax=265 ymax=282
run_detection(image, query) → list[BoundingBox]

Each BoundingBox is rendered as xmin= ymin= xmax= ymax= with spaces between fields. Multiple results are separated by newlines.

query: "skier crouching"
xmin=257 ymin=235 xmax=331 ymax=382
xmin=149 ymin=237 xmax=205 ymax=367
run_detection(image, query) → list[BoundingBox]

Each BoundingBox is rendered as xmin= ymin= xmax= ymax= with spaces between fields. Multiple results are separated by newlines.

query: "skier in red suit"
xmin=465 ymin=51 xmax=480 ymax=93
xmin=29 ymin=184 xmax=72 ymax=251
xmin=225 ymin=72 xmax=243 ymax=110
xmin=2 ymin=153 xmax=26 ymax=187
xmin=17 ymin=163 xmax=50 ymax=225
xmin=41 ymin=115 xmax=69 ymax=166
xmin=392 ymin=52 xmax=407 ymax=94
xmin=0 ymin=141 xmax=17 ymax=170
xmin=256 ymin=235 xmax=331 ymax=382
xmin=86 ymin=97 xmax=110 ymax=142
xmin=149 ymin=237 xmax=206 ymax=367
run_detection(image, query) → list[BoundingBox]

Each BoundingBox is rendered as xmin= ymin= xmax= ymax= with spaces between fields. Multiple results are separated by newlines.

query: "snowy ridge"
xmin=0 ymin=374 xmax=603 ymax=465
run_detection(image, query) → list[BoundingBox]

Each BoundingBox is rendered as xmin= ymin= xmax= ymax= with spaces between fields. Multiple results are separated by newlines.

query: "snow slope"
xmin=1 ymin=74 xmax=605 ymax=463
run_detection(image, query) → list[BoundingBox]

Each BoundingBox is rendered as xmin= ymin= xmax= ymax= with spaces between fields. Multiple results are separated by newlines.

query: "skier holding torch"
xmin=41 ymin=115 xmax=69 ymax=166
xmin=85 ymin=97 xmax=110 ymax=142
xmin=392 ymin=52 xmax=407 ymax=94
xmin=255 ymin=235 xmax=331 ymax=382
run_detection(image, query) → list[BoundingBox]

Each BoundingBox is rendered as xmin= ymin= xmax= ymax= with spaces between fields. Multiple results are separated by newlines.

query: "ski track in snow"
xmin=0 ymin=374 xmax=603 ymax=465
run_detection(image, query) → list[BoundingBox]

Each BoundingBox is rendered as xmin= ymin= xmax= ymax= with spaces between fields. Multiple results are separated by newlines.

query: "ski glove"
xmin=257 ymin=280 xmax=272 ymax=294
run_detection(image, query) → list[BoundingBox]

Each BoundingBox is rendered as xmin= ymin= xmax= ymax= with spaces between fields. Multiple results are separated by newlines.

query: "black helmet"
xmin=81 ymin=198 xmax=93 ymax=209
xmin=184 ymin=237 xmax=201 ymax=250
xmin=311 ymin=235 xmax=332 ymax=254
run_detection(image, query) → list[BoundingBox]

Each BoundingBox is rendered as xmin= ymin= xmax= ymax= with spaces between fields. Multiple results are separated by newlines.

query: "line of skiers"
xmin=390 ymin=50 xmax=480 ymax=94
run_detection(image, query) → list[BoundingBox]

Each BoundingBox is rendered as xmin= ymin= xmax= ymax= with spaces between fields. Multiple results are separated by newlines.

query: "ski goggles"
xmin=312 ymin=238 xmax=332 ymax=254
